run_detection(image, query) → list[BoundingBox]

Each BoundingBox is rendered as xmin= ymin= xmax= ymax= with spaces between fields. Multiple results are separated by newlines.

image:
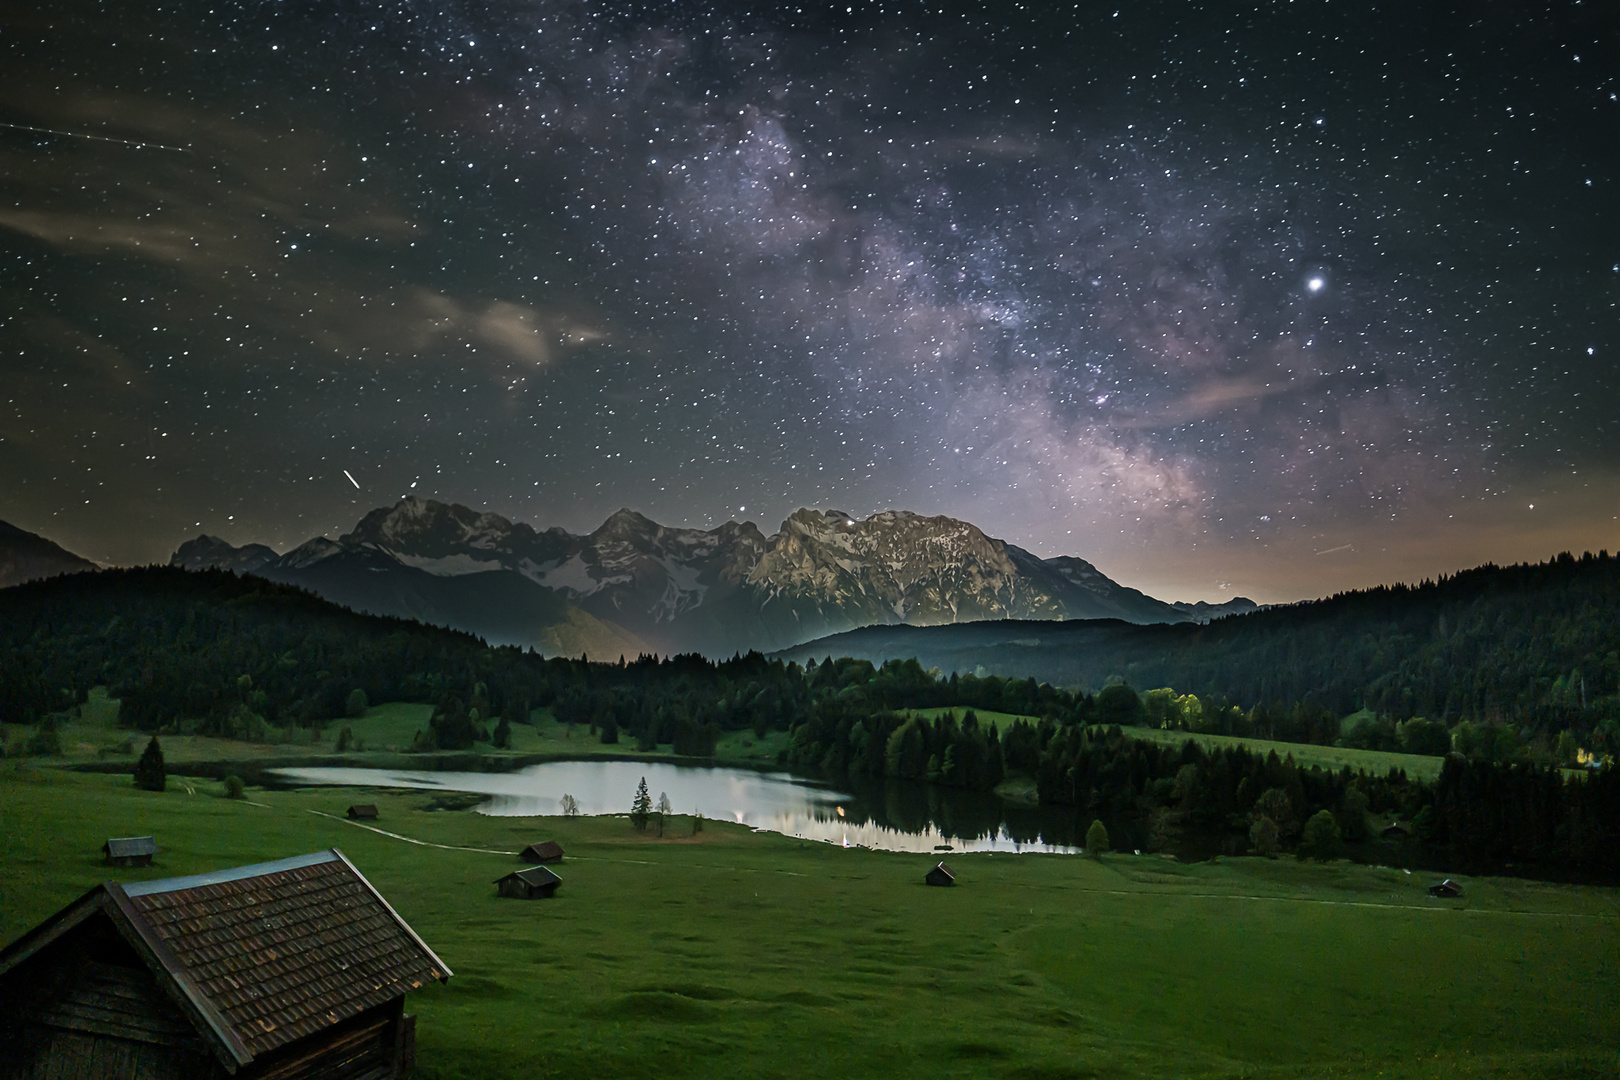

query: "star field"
xmin=1 ymin=0 xmax=1616 ymax=602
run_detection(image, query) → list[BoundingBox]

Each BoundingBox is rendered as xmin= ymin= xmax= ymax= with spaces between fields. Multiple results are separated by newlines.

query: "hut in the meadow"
xmin=0 ymin=849 xmax=450 ymax=1080
xmin=1428 ymin=879 xmax=1463 ymax=898
xmin=1380 ymin=823 xmax=1411 ymax=841
xmin=347 ymin=804 xmax=379 ymax=820
xmin=495 ymin=866 xmax=562 ymax=899
xmin=102 ymin=837 xmax=157 ymax=868
xmin=520 ymin=841 xmax=564 ymax=864
xmin=925 ymin=862 xmax=955 ymax=887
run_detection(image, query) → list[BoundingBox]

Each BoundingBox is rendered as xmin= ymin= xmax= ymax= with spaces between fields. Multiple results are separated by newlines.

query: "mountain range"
xmin=163 ymin=498 xmax=1255 ymax=656
xmin=0 ymin=500 xmax=1254 ymax=656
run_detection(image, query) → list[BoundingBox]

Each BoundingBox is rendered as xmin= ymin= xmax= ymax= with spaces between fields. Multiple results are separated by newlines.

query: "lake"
xmin=270 ymin=759 xmax=1095 ymax=854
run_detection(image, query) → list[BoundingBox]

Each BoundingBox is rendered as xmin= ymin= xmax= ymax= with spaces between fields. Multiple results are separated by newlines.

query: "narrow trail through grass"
xmin=308 ymin=809 xmax=514 ymax=854
xmin=312 ymin=807 xmax=811 ymax=874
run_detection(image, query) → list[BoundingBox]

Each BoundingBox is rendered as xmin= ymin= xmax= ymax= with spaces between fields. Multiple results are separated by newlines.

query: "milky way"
xmin=1 ymin=0 xmax=1615 ymax=601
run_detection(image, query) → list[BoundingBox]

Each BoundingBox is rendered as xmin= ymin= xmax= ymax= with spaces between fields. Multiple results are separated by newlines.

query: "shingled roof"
xmin=0 ymin=848 xmax=451 ymax=1072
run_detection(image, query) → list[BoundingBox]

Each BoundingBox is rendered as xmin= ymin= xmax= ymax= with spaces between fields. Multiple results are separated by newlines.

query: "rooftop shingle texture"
xmin=126 ymin=856 xmax=443 ymax=1059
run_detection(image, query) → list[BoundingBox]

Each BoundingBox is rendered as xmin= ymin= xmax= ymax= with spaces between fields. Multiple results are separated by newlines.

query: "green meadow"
xmin=7 ymin=689 xmax=792 ymax=771
xmin=3 ymin=765 xmax=1616 ymax=1079
xmin=903 ymin=707 xmax=1450 ymax=781
xmin=1115 ymin=725 xmax=1451 ymax=781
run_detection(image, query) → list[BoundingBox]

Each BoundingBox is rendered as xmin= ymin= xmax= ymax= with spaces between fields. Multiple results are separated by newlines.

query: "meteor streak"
xmin=0 ymin=120 xmax=192 ymax=153
xmin=343 ymin=469 xmax=360 ymax=490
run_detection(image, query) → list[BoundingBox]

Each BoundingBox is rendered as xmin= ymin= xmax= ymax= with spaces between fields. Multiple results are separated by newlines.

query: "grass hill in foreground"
xmin=2 ymin=768 xmax=1615 ymax=1080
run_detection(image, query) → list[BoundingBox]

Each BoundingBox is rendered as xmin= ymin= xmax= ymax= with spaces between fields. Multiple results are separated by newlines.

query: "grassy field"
xmin=13 ymin=692 xmax=1436 ymax=784
xmin=1117 ymin=726 xmax=1450 ymax=781
xmin=904 ymin=707 xmax=1450 ymax=781
xmin=2 ymin=689 xmax=793 ymax=772
xmin=3 ymin=765 xmax=1616 ymax=1079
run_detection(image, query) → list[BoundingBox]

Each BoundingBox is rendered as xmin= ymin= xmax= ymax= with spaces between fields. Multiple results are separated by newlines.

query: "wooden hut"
xmin=925 ymin=862 xmax=955 ymax=887
xmin=495 ymin=866 xmax=562 ymax=899
xmin=519 ymin=841 xmax=564 ymax=864
xmin=347 ymin=804 xmax=379 ymax=820
xmin=0 ymin=848 xmax=451 ymax=1079
xmin=1428 ymin=879 xmax=1463 ymax=898
xmin=1380 ymin=823 xmax=1411 ymax=841
xmin=102 ymin=837 xmax=157 ymax=868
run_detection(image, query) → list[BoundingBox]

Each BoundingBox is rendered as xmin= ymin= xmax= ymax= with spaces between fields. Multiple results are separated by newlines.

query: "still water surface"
xmin=271 ymin=760 xmax=1088 ymax=854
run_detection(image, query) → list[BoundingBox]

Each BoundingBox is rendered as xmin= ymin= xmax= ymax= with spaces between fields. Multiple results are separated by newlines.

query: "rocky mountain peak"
xmin=278 ymin=536 xmax=344 ymax=569
xmin=590 ymin=507 xmax=661 ymax=543
xmin=343 ymin=497 xmax=537 ymax=557
xmin=0 ymin=519 xmax=99 ymax=588
xmin=170 ymin=534 xmax=280 ymax=574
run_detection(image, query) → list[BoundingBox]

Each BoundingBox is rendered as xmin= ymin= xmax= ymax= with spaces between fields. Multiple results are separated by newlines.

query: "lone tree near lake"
xmin=1085 ymin=818 xmax=1110 ymax=858
xmin=656 ymin=791 xmax=673 ymax=837
xmin=631 ymin=777 xmax=652 ymax=831
xmin=559 ymin=793 xmax=579 ymax=816
xmin=133 ymin=736 xmax=166 ymax=792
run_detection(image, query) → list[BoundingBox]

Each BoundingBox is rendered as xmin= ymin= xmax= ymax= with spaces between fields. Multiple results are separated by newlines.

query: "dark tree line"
xmin=805 ymin=551 xmax=1620 ymax=760
xmin=1034 ymin=725 xmax=1620 ymax=880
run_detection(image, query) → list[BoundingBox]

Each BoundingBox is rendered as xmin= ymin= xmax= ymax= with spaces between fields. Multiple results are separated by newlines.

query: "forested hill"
xmin=778 ymin=551 xmax=1620 ymax=741
xmin=0 ymin=565 xmax=798 ymax=754
xmin=0 ymin=566 xmax=503 ymax=731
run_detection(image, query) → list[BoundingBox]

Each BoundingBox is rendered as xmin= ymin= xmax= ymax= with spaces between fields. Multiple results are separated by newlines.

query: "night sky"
xmin=2 ymin=0 xmax=1616 ymax=604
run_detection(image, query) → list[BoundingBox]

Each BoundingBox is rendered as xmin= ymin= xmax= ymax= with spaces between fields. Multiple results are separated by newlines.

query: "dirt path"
xmin=309 ymin=809 xmax=806 ymax=874
xmin=307 ymin=809 xmax=514 ymax=855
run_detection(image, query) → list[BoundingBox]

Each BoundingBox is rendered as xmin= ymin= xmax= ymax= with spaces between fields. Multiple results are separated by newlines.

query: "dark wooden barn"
xmin=0 ymin=848 xmax=451 ymax=1079
xmin=102 ymin=837 xmax=157 ymax=868
xmin=495 ymin=866 xmax=562 ymax=899
xmin=347 ymin=804 xmax=380 ymax=821
xmin=1428 ymin=879 xmax=1463 ymax=898
xmin=925 ymin=862 xmax=955 ymax=887
xmin=1380 ymin=823 xmax=1411 ymax=841
xmin=519 ymin=841 xmax=564 ymax=864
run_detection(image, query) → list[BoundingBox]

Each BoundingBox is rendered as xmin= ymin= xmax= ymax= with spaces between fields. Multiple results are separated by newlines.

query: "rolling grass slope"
xmin=4 ymin=691 xmax=791 ymax=772
xmin=904 ymin=706 xmax=1450 ymax=780
xmin=2 ymin=766 xmax=1615 ymax=1080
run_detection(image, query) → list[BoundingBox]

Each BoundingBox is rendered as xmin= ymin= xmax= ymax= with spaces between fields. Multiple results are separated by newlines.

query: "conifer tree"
xmin=134 ymin=736 xmax=166 ymax=792
xmin=630 ymin=776 xmax=652 ymax=831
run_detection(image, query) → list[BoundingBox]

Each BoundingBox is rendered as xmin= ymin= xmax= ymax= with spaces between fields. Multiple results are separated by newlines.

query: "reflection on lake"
xmin=270 ymin=760 xmax=1090 ymax=854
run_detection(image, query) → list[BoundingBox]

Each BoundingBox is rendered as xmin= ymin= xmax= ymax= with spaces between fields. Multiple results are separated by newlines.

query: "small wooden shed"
xmin=347 ymin=804 xmax=379 ymax=820
xmin=520 ymin=841 xmax=564 ymax=864
xmin=103 ymin=836 xmax=157 ymax=868
xmin=495 ymin=865 xmax=562 ymax=899
xmin=925 ymin=861 xmax=955 ymax=887
xmin=1428 ymin=879 xmax=1463 ymax=898
xmin=0 ymin=848 xmax=451 ymax=1080
xmin=1380 ymin=823 xmax=1411 ymax=841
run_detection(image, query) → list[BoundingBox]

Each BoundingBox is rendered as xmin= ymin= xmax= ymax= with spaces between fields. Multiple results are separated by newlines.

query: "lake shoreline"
xmin=65 ymin=748 xmax=795 ymax=785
